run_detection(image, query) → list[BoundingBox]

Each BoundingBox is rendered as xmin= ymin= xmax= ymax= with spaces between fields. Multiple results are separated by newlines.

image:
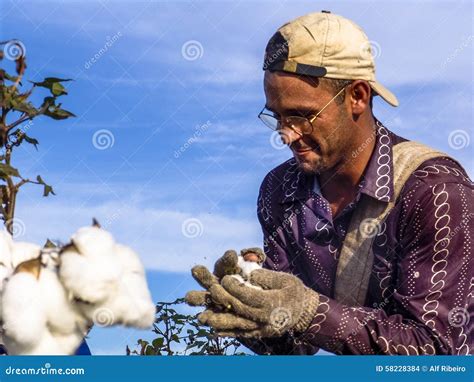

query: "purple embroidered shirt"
xmin=243 ymin=121 xmax=473 ymax=355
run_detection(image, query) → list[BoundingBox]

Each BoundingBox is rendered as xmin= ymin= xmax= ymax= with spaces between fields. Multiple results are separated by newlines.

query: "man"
xmin=186 ymin=11 xmax=473 ymax=355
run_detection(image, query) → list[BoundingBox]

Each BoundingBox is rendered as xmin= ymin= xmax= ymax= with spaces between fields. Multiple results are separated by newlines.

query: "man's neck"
xmin=318 ymin=116 xmax=377 ymax=216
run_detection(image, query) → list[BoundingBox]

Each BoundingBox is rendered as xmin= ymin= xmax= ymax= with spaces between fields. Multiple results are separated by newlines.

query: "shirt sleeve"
xmin=300 ymin=180 xmax=473 ymax=355
xmin=239 ymin=186 xmax=320 ymax=355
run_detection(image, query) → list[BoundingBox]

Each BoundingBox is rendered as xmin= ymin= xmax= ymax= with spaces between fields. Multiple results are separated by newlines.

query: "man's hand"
xmin=185 ymin=248 xmax=265 ymax=306
xmin=187 ymin=266 xmax=320 ymax=338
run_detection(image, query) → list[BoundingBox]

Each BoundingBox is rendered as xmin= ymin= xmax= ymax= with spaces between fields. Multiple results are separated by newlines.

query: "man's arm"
xmin=299 ymin=181 xmax=473 ymax=355
xmin=238 ymin=189 xmax=320 ymax=355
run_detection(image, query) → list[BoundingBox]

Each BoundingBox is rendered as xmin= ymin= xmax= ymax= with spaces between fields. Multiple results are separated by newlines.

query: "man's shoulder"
xmin=400 ymin=155 xmax=473 ymax=205
xmin=409 ymin=156 xmax=472 ymax=188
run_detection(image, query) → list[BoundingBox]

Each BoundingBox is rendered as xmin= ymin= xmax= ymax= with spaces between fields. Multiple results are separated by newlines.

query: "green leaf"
xmin=144 ymin=346 xmax=155 ymax=356
xmin=0 ymin=163 xmax=20 ymax=178
xmin=43 ymin=106 xmax=75 ymax=120
xmin=11 ymin=99 xmax=38 ymax=116
xmin=171 ymin=334 xmax=180 ymax=343
xmin=24 ymin=134 xmax=39 ymax=149
xmin=36 ymin=175 xmax=55 ymax=196
xmin=52 ymin=82 xmax=67 ymax=96
xmin=31 ymin=77 xmax=72 ymax=97
xmin=0 ymin=69 xmax=19 ymax=82
xmin=10 ymin=130 xmax=39 ymax=149
xmin=152 ymin=338 xmax=164 ymax=348
xmin=41 ymin=96 xmax=55 ymax=108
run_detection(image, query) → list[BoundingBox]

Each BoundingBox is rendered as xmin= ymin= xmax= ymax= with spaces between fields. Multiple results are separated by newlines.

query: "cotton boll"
xmin=41 ymin=269 xmax=88 ymax=336
xmin=110 ymin=244 xmax=155 ymax=327
xmin=74 ymin=244 xmax=155 ymax=329
xmin=59 ymin=227 xmax=121 ymax=304
xmin=0 ymin=231 xmax=13 ymax=259
xmin=59 ymin=227 xmax=155 ymax=331
xmin=105 ymin=272 xmax=155 ymax=328
xmin=0 ymin=231 xmax=14 ymax=287
xmin=230 ymin=255 xmax=263 ymax=290
xmin=71 ymin=226 xmax=115 ymax=258
xmin=10 ymin=242 xmax=41 ymax=268
xmin=1 ymin=271 xmax=47 ymax=353
xmin=115 ymin=244 xmax=145 ymax=275
xmin=59 ymin=250 xmax=120 ymax=304
xmin=39 ymin=269 xmax=89 ymax=355
xmin=237 ymin=255 xmax=262 ymax=279
xmin=1 ymin=262 xmax=89 ymax=355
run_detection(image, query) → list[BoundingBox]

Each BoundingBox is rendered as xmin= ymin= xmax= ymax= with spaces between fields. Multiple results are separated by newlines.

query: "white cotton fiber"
xmin=230 ymin=255 xmax=263 ymax=289
xmin=59 ymin=227 xmax=121 ymax=304
xmin=0 ymin=265 xmax=89 ymax=355
xmin=1 ymin=272 xmax=47 ymax=353
xmin=59 ymin=227 xmax=155 ymax=330
xmin=0 ymin=225 xmax=156 ymax=355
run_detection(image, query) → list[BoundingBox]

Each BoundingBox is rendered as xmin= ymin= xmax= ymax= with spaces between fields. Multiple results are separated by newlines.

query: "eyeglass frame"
xmin=257 ymin=84 xmax=349 ymax=136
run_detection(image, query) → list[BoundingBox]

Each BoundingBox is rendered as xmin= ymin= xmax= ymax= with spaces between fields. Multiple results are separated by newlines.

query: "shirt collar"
xmin=357 ymin=119 xmax=395 ymax=203
xmin=279 ymin=119 xmax=395 ymax=204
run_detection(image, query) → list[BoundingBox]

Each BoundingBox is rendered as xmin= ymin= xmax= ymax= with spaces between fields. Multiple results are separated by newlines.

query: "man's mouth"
xmin=294 ymin=148 xmax=313 ymax=154
xmin=292 ymin=144 xmax=320 ymax=156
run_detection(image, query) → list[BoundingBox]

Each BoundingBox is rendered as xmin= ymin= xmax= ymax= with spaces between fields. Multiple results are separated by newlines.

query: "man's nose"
xmin=278 ymin=126 xmax=302 ymax=146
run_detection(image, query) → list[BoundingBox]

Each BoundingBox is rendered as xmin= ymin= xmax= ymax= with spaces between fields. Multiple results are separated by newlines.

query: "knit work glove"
xmin=187 ymin=267 xmax=319 ymax=338
xmin=185 ymin=248 xmax=265 ymax=307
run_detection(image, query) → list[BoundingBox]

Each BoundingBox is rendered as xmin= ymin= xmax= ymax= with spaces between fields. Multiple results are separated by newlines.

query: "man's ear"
xmin=349 ymin=80 xmax=372 ymax=117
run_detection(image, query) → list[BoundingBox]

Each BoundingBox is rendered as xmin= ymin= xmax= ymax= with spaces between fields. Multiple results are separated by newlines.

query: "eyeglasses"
xmin=258 ymin=85 xmax=348 ymax=136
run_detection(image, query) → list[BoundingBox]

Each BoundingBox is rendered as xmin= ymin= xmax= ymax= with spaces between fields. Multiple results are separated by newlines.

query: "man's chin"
xmin=295 ymin=157 xmax=324 ymax=174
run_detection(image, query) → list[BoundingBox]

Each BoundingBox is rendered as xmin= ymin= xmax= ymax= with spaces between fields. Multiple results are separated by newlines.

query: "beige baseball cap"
xmin=263 ymin=11 xmax=399 ymax=107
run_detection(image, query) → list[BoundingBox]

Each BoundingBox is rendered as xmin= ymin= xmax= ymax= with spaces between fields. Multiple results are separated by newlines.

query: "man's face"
xmin=264 ymin=71 xmax=353 ymax=174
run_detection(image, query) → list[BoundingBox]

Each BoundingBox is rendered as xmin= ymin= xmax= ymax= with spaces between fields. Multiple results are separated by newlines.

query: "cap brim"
xmin=369 ymin=80 xmax=399 ymax=107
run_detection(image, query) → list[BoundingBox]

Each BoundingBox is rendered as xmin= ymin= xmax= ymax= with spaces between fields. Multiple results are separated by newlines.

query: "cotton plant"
xmin=0 ymin=222 xmax=156 ymax=355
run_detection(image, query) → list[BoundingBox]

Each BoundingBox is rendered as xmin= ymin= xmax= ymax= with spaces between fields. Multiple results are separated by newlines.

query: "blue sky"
xmin=1 ymin=0 xmax=472 ymax=354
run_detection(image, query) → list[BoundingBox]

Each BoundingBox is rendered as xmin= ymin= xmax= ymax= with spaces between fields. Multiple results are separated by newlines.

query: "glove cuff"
xmin=294 ymin=288 xmax=320 ymax=333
